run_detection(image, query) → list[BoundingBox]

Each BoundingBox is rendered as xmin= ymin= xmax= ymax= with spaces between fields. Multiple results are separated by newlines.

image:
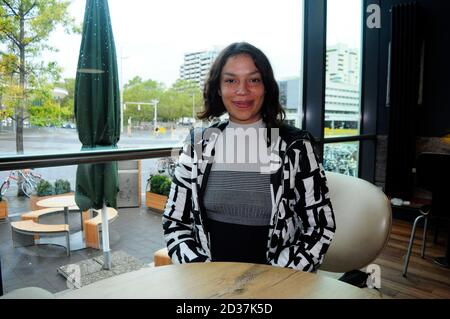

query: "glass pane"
xmin=324 ymin=0 xmax=362 ymax=137
xmin=0 ymin=157 xmax=173 ymax=292
xmin=323 ymin=141 xmax=359 ymax=177
xmin=0 ymin=0 xmax=304 ymax=156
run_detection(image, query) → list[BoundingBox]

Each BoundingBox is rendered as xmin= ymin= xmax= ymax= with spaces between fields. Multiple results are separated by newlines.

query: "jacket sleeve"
xmin=161 ymin=131 xmax=210 ymax=264
xmin=272 ymin=139 xmax=336 ymax=272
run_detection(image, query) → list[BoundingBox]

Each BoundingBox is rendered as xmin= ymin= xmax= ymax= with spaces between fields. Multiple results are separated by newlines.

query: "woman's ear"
xmin=218 ymin=90 xmax=222 ymax=96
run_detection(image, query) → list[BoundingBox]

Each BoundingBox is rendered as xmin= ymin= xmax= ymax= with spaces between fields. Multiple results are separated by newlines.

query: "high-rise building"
xmin=325 ymin=43 xmax=361 ymax=130
xmin=326 ymin=43 xmax=360 ymax=86
xmin=179 ymin=48 xmax=221 ymax=88
xmin=324 ymin=81 xmax=360 ymax=129
xmin=278 ymin=77 xmax=302 ymax=127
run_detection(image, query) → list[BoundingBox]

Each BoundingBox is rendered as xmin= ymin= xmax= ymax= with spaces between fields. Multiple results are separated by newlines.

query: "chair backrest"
xmin=320 ymin=172 xmax=392 ymax=273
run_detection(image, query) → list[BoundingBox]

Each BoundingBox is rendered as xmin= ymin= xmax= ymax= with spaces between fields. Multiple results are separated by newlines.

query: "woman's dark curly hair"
xmin=198 ymin=42 xmax=285 ymax=128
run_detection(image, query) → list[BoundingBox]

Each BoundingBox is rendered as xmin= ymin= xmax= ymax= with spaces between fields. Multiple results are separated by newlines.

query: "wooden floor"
xmin=373 ymin=218 xmax=450 ymax=299
xmin=319 ymin=218 xmax=450 ymax=298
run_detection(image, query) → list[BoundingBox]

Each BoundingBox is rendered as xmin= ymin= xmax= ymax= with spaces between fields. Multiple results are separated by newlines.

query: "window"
xmin=0 ymin=0 xmax=304 ymax=156
xmin=0 ymin=0 xmax=306 ymax=293
xmin=323 ymin=0 xmax=362 ymax=176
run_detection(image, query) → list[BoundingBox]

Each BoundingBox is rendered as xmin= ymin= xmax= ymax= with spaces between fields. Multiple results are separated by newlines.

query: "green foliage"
xmin=0 ymin=0 xmax=78 ymax=153
xmin=149 ymin=174 xmax=172 ymax=196
xmin=123 ymin=78 xmax=203 ymax=124
xmin=36 ymin=180 xmax=54 ymax=197
xmin=160 ymin=179 xmax=172 ymax=197
xmin=54 ymin=179 xmax=71 ymax=195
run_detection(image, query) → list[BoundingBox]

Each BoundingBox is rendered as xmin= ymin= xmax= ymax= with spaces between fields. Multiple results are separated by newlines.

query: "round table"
xmin=36 ymin=195 xmax=85 ymax=251
xmin=37 ymin=195 xmax=77 ymax=224
xmin=58 ymin=262 xmax=380 ymax=299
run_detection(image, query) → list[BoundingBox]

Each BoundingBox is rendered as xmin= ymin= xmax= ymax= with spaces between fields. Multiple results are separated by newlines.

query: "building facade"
xmin=179 ymin=48 xmax=221 ymax=89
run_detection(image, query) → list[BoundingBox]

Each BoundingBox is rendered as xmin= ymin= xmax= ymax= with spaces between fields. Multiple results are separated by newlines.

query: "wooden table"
xmin=37 ymin=195 xmax=77 ymax=224
xmin=57 ymin=262 xmax=380 ymax=299
xmin=36 ymin=195 xmax=86 ymax=251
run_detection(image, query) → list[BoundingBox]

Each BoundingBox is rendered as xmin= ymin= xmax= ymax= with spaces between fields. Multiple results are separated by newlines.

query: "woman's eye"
xmin=249 ymin=78 xmax=261 ymax=83
xmin=224 ymin=79 xmax=236 ymax=84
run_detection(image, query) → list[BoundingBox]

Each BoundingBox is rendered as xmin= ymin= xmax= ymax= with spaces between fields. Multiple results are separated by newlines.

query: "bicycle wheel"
xmin=0 ymin=180 xmax=9 ymax=196
xmin=30 ymin=172 xmax=42 ymax=185
xmin=21 ymin=181 xmax=33 ymax=198
xmin=156 ymin=159 xmax=166 ymax=174
xmin=167 ymin=162 xmax=176 ymax=178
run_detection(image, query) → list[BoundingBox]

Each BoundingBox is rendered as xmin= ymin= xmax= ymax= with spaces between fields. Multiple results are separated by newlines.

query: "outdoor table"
xmin=36 ymin=195 xmax=86 ymax=251
xmin=57 ymin=262 xmax=381 ymax=299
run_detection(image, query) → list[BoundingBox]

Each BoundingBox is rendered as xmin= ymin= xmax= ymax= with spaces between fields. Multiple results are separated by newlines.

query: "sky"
xmin=46 ymin=0 xmax=361 ymax=88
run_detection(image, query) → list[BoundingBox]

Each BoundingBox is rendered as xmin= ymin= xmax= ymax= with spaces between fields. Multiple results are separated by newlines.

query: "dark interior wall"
xmin=377 ymin=0 xmax=450 ymax=136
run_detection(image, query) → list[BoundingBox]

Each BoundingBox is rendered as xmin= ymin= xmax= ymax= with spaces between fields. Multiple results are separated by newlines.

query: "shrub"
xmin=54 ymin=179 xmax=71 ymax=195
xmin=36 ymin=180 xmax=54 ymax=197
xmin=160 ymin=179 xmax=172 ymax=197
xmin=149 ymin=174 xmax=172 ymax=196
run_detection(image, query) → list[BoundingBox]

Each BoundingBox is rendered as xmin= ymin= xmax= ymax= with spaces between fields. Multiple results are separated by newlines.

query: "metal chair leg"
xmin=433 ymin=223 xmax=439 ymax=244
xmin=403 ymin=214 xmax=425 ymax=277
xmin=65 ymin=232 xmax=71 ymax=257
xmin=0 ymin=256 xmax=3 ymax=296
xmin=421 ymin=216 xmax=428 ymax=258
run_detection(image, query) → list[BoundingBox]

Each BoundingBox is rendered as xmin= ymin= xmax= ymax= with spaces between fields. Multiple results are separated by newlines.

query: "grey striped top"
xmin=203 ymin=119 xmax=272 ymax=226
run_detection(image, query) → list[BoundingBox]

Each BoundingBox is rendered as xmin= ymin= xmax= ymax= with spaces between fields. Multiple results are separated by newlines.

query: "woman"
xmin=162 ymin=42 xmax=335 ymax=271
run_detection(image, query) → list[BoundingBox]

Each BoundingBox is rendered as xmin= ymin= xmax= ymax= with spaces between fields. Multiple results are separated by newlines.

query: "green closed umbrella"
xmin=74 ymin=0 xmax=120 ymax=269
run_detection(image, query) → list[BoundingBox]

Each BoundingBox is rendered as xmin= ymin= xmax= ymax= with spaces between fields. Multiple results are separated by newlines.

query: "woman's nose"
xmin=235 ymin=82 xmax=250 ymax=95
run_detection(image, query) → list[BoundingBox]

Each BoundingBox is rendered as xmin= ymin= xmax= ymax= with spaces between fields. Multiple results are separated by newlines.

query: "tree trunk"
xmin=16 ymin=8 xmax=26 ymax=196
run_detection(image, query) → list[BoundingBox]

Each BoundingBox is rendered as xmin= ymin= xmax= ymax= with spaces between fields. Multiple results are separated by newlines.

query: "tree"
xmin=123 ymin=77 xmax=165 ymax=124
xmin=0 ymin=0 xmax=78 ymax=153
xmin=122 ymin=77 xmax=203 ymax=124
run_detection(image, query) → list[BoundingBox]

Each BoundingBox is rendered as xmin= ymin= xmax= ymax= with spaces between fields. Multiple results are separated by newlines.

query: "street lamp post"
xmin=151 ymin=99 xmax=159 ymax=130
xmin=119 ymin=48 xmax=129 ymax=134
xmin=192 ymin=93 xmax=195 ymax=123
xmin=191 ymin=92 xmax=197 ymax=126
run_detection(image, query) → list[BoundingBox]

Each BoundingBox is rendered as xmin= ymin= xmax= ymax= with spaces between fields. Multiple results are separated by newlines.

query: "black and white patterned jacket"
xmin=162 ymin=121 xmax=336 ymax=272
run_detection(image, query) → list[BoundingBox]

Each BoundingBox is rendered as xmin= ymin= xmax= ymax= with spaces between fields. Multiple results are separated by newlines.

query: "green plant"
xmin=54 ymin=179 xmax=71 ymax=195
xmin=36 ymin=180 xmax=53 ymax=197
xmin=149 ymin=174 xmax=172 ymax=196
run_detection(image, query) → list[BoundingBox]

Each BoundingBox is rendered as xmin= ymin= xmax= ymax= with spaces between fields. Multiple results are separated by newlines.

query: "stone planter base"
xmin=146 ymin=192 xmax=168 ymax=212
xmin=0 ymin=199 xmax=8 ymax=220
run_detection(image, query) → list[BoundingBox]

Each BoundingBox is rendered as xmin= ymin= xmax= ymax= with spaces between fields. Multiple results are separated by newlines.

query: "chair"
xmin=154 ymin=172 xmax=393 ymax=273
xmin=0 ymin=287 xmax=54 ymax=299
xmin=320 ymin=172 xmax=392 ymax=273
xmin=402 ymin=152 xmax=450 ymax=276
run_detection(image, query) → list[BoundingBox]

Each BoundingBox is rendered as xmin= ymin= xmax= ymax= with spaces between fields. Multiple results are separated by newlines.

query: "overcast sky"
xmin=46 ymin=0 xmax=361 ymax=88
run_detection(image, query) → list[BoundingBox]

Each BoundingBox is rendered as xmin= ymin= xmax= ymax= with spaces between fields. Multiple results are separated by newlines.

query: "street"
xmin=0 ymin=126 xmax=189 ymax=214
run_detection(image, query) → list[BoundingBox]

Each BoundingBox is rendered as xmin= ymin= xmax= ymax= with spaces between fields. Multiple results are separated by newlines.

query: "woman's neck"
xmin=228 ymin=118 xmax=265 ymax=129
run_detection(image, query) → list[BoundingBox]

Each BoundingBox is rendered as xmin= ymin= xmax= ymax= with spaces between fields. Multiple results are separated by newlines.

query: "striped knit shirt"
xmin=203 ymin=119 xmax=272 ymax=263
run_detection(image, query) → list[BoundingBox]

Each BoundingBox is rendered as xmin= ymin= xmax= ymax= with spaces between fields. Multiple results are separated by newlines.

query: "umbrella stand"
xmin=101 ymin=203 xmax=112 ymax=269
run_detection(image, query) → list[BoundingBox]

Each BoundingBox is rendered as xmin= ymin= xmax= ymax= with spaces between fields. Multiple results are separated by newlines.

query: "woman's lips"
xmin=232 ymin=100 xmax=253 ymax=108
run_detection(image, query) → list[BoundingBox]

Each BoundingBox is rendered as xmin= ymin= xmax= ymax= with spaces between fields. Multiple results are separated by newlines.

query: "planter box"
xmin=0 ymin=199 xmax=8 ymax=220
xmin=146 ymin=192 xmax=168 ymax=212
xmin=29 ymin=192 xmax=75 ymax=211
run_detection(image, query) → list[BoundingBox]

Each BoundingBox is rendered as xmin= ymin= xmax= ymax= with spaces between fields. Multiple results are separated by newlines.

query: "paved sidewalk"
xmin=0 ymin=193 xmax=165 ymax=294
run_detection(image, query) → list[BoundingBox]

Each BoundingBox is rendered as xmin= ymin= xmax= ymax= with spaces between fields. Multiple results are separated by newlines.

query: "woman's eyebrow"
xmin=222 ymin=70 xmax=261 ymax=76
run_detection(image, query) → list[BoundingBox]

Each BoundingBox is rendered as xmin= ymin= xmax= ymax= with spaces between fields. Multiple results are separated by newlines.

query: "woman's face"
xmin=219 ymin=54 xmax=265 ymax=124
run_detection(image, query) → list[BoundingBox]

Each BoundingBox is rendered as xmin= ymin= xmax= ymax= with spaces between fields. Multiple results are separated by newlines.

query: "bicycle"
xmin=145 ymin=157 xmax=176 ymax=195
xmin=156 ymin=157 xmax=176 ymax=178
xmin=0 ymin=169 xmax=42 ymax=198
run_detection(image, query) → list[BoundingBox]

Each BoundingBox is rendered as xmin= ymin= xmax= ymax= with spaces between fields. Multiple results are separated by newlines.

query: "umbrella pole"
xmin=101 ymin=203 xmax=112 ymax=270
